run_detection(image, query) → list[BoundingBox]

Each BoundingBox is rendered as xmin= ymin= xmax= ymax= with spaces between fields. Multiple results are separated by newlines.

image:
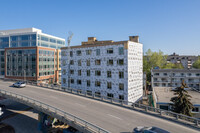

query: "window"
xmin=77 ymin=80 xmax=82 ymax=85
xmin=119 ymin=95 xmax=124 ymax=100
xmin=63 ymin=78 xmax=66 ymax=84
xmin=107 ymin=71 xmax=112 ymax=78
xmin=107 ymin=48 xmax=113 ymax=54
xmin=86 ymin=49 xmax=92 ymax=55
xmin=70 ymin=60 xmax=74 ymax=65
xmin=95 ymin=70 xmax=101 ymax=76
xmin=117 ymin=59 xmax=124 ymax=65
xmin=107 ymin=82 xmax=112 ymax=89
xmin=107 ymin=59 xmax=113 ymax=65
xmin=95 ymin=81 xmax=101 ymax=87
xmin=163 ymin=73 xmax=167 ymax=76
xmin=62 ymin=69 xmax=66 ymax=75
xmin=70 ymin=51 xmax=73 ymax=57
xmin=119 ymin=83 xmax=124 ymax=90
xmin=95 ymin=60 xmax=101 ymax=65
xmin=87 ymin=80 xmax=90 ymax=87
xmin=76 ymin=50 xmax=81 ymax=56
xmin=154 ymin=73 xmax=159 ymax=76
xmin=78 ymin=60 xmax=81 ymax=66
xmin=192 ymin=107 xmax=199 ymax=113
xmin=62 ymin=60 xmax=66 ymax=66
xmin=96 ymin=49 xmax=100 ymax=56
xmin=70 ymin=70 xmax=74 ymax=74
xmin=50 ymin=38 xmax=56 ymax=43
xmin=87 ymin=60 xmax=90 ymax=66
xmin=95 ymin=92 xmax=101 ymax=97
xmin=78 ymin=70 xmax=81 ymax=76
xmin=87 ymin=90 xmax=92 ymax=96
xmin=118 ymin=47 xmax=124 ymax=55
xmin=87 ymin=70 xmax=90 ymax=76
xmin=119 ymin=71 xmax=124 ymax=79
xmin=70 ymin=79 xmax=74 ymax=84
xmin=41 ymin=36 xmax=48 ymax=41
xmin=21 ymin=35 xmax=29 ymax=40
xmin=107 ymin=93 xmax=113 ymax=98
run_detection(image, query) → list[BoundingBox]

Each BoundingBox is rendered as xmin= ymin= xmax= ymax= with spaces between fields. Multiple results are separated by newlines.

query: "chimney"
xmin=129 ymin=36 xmax=139 ymax=43
xmin=88 ymin=37 xmax=97 ymax=42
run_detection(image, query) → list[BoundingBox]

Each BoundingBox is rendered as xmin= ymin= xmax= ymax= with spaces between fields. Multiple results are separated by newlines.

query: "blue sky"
xmin=0 ymin=0 xmax=200 ymax=55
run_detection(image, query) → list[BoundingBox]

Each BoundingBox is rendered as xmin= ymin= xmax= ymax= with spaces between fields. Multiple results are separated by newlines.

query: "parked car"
xmin=133 ymin=126 xmax=170 ymax=133
xmin=13 ymin=81 xmax=26 ymax=88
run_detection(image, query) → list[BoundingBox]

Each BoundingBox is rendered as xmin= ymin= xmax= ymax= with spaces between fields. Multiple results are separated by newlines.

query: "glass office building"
xmin=0 ymin=28 xmax=65 ymax=83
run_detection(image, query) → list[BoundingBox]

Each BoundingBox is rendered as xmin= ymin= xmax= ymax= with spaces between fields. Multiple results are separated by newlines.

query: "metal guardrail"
xmin=0 ymin=89 xmax=109 ymax=133
xmin=1 ymin=78 xmax=200 ymax=129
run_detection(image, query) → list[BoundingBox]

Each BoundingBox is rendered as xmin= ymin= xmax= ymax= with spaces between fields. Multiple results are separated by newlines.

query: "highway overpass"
xmin=0 ymin=80 xmax=199 ymax=133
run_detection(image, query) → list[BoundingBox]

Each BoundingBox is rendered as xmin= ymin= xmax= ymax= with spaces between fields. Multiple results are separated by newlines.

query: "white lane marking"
xmin=107 ymin=114 xmax=122 ymax=120
xmin=75 ymin=103 xmax=86 ymax=107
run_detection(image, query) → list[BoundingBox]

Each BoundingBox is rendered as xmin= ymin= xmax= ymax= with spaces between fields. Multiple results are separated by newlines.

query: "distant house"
xmin=151 ymin=69 xmax=200 ymax=91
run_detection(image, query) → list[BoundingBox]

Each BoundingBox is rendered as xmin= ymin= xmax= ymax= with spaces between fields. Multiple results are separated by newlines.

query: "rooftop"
xmin=154 ymin=87 xmax=200 ymax=105
xmin=0 ymin=28 xmax=42 ymax=35
xmin=0 ymin=28 xmax=65 ymax=41
xmin=61 ymin=36 xmax=140 ymax=49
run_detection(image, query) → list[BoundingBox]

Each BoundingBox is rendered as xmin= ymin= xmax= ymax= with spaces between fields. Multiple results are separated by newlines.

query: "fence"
xmin=1 ymin=78 xmax=200 ymax=129
xmin=0 ymin=89 xmax=109 ymax=133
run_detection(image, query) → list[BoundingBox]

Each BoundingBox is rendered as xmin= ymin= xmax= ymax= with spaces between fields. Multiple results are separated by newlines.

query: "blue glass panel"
xmin=0 ymin=37 xmax=9 ymax=43
xmin=21 ymin=35 xmax=29 ymax=40
xmin=11 ymin=36 xmax=18 ymax=41
xmin=30 ymin=41 xmax=36 ymax=46
xmin=11 ymin=42 xmax=17 ymax=47
xmin=31 ymin=34 xmax=36 ymax=40
xmin=0 ymin=43 xmax=9 ymax=48
xmin=41 ymin=36 xmax=48 ymax=41
xmin=21 ymin=42 xmax=29 ymax=47
xmin=57 ymin=40 xmax=62 ymax=44
xmin=41 ymin=43 xmax=49 ymax=47
xmin=50 ymin=38 xmax=56 ymax=43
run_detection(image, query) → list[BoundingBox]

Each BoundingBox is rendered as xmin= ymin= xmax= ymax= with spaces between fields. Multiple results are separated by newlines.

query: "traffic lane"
xmin=0 ymin=81 xmax=199 ymax=133
xmin=22 ymin=84 xmax=200 ymax=133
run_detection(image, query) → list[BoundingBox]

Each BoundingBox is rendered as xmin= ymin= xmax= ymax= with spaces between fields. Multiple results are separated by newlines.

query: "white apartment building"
xmin=167 ymin=53 xmax=199 ymax=69
xmin=61 ymin=36 xmax=143 ymax=103
xmin=151 ymin=69 xmax=200 ymax=91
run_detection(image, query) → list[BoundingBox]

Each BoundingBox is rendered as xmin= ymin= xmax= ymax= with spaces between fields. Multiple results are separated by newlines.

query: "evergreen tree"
xmin=170 ymin=80 xmax=194 ymax=116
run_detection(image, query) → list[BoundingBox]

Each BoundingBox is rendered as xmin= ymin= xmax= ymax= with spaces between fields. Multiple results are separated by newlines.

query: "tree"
xmin=192 ymin=57 xmax=200 ymax=69
xmin=162 ymin=63 xmax=184 ymax=69
xmin=170 ymin=80 xmax=194 ymax=116
xmin=143 ymin=49 xmax=167 ymax=82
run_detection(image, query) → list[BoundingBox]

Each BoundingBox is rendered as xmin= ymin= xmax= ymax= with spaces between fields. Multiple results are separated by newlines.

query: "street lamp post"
xmin=24 ymin=70 xmax=26 ymax=82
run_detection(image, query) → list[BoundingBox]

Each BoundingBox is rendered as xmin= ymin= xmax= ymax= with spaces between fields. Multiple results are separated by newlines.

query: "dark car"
xmin=133 ymin=126 xmax=170 ymax=133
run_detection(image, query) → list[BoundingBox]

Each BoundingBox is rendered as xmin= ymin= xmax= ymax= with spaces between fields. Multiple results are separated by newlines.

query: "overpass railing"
xmin=1 ymin=78 xmax=200 ymax=129
xmin=0 ymin=89 xmax=109 ymax=133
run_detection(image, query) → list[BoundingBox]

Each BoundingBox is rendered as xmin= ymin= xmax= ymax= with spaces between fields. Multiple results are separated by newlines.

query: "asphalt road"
xmin=0 ymin=80 xmax=199 ymax=133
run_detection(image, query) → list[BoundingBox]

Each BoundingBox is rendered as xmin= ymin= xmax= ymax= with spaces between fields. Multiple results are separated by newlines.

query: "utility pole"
xmin=67 ymin=32 xmax=73 ymax=90
xmin=24 ymin=69 xmax=26 ymax=82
